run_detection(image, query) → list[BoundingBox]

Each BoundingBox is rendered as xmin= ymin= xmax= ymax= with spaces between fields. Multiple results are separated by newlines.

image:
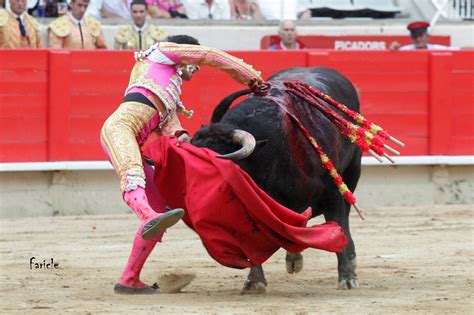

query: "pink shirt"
xmin=145 ymin=0 xmax=183 ymax=11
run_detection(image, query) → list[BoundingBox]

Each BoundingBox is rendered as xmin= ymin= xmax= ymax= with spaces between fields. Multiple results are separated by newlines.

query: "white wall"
xmin=1 ymin=165 xmax=472 ymax=218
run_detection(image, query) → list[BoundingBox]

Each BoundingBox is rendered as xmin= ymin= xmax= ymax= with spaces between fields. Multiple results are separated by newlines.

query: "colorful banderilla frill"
xmin=265 ymin=81 xmax=405 ymax=220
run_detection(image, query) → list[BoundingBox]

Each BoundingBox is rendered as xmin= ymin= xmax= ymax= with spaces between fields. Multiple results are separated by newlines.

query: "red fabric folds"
xmin=142 ymin=136 xmax=348 ymax=269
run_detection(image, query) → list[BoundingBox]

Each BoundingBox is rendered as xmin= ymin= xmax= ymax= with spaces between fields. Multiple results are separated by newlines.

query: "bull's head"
xmin=191 ymin=123 xmax=256 ymax=160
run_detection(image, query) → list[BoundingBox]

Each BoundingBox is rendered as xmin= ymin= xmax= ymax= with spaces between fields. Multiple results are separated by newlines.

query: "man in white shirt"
xmin=391 ymin=21 xmax=459 ymax=51
xmin=182 ymin=0 xmax=230 ymax=20
xmin=258 ymin=0 xmax=297 ymax=20
xmin=85 ymin=0 xmax=104 ymax=19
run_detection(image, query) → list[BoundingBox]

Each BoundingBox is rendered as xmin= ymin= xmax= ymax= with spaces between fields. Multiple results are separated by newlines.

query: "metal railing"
xmin=431 ymin=0 xmax=473 ymax=21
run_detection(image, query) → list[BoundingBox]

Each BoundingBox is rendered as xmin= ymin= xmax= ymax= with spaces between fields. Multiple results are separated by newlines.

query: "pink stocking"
xmin=119 ymin=163 xmax=167 ymax=288
xmin=123 ymin=187 xmax=158 ymax=223
xmin=119 ymin=229 xmax=164 ymax=288
xmin=143 ymin=162 xmax=167 ymax=214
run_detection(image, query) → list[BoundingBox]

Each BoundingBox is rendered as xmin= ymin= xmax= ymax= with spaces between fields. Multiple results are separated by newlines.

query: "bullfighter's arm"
xmin=94 ymin=29 xmax=107 ymax=49
xmin=159 ymin=42 xmax=264 ymax=88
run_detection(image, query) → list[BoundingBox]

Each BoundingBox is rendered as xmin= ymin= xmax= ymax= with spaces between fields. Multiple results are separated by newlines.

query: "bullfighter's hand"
xmin=389 ymin=41 xmax=401 ymax=51
xmin=177 ymin=133 xmax=191 ymax=146
xmin=250 ymin=80 xmax=270 ymax=96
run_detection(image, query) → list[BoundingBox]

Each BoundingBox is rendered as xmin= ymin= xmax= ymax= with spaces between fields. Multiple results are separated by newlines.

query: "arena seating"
xmin=309 ymin=0 xmax=401 ymax=18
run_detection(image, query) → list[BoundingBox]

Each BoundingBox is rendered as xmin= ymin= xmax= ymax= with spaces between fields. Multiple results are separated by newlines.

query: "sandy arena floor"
xmin=0 ymin=205 xmax=472 ymax=314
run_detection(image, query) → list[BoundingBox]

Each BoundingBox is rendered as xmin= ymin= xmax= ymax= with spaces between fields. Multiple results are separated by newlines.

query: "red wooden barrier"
xmin=0 ymin=51 xmax=48 ymax=162
xmin=261 ymin=35 xmax=451 ymax=50
xmin=0 ymin=49 xmax=472 ymax=162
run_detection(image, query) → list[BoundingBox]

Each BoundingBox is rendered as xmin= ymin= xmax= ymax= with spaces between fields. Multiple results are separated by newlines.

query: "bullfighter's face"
xmin=10 ymin=0 xmax=27 ymax=15
xmin=71 ymin=0 xmax=89 ymax=21
xmin=179 ymin=65 xmax=200 ymax=81
xmin=131 ymin=3 xmax=147 ymax=28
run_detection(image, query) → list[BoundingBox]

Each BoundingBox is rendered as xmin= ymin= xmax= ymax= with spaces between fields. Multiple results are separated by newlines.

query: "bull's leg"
xmin=329 ymin=153 xmax=362 ymax=290
xmin=325 ymin=208 xmax=358 ymax=290
xmin=241 ymin=265 xmax=267 ymax=294
xmin=315 ymin=156 xmax=361 ymax=289
xmin=285 ymin=251 xmax=303 ymax=274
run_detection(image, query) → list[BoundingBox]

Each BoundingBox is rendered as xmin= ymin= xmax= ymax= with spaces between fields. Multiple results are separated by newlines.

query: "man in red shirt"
xmin=268 ymin=20 xmax=305 ymax=50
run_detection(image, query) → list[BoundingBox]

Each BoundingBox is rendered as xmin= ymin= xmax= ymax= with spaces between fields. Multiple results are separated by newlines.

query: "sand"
xmin=0 ymin=205 xmax=472 ymax=314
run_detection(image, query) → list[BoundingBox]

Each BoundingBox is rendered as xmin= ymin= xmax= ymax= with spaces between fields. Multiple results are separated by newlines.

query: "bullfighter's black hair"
xmin=166 ymin=35 xmax=200 ymax=46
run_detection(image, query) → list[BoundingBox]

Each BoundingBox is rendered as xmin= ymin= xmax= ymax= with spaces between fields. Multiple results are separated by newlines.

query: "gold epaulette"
xmin=85 ymin=16 xmax=101 ymax=37
xmin=150 ymin=25 xmax=167 ymax=42
xmin=115 ymin=26 xmax=132 ymax=44
xmin=49 ymin=15 xmax=70 ymax=37
xmin=25 ymin=14 xmax=40 ymax=30
xmin=0 ymin=9 xmax=9 ymax=27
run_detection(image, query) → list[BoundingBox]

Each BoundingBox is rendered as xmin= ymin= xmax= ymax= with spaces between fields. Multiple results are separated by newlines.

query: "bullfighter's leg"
xmin=241 ymin=265 xmax=267 ymax=294
xmin=114 ymin=230 xmax=164 ymax=294
xmin=100 ymin=103 xmax=184 ymax=241
xmin=114 ymin=164 xmax=167 ymax=294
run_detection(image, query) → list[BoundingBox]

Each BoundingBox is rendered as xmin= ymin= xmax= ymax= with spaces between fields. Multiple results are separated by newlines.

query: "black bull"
xmin=191 ymin=66 xmax=362 ymax=291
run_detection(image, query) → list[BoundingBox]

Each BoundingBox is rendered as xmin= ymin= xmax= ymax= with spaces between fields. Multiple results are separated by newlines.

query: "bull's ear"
xmin=255 ymin=139 xmax=268 ymax=151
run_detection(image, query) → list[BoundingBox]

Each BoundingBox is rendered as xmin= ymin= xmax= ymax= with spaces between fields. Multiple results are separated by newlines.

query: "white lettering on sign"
xmin=334 ymin=41 xmax=387 ymax=50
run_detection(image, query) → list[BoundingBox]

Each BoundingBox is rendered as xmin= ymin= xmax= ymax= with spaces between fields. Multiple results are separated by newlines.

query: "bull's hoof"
xmin=241 ymin=280 xmax=267 ymax=294
xmin=285 ymin=251 xmax=303 ymax=274
xmin=337 ymin=278 xmax=359 ymax=290
xmin=114 ymin=283 xmax=160 ymax=294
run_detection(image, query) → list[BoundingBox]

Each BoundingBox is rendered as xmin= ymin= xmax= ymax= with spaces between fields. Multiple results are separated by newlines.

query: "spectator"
xmin=268 ymin=20 xmax=304 ymax=50
xmin=391 ymin=21 xmax=459 ymax=51
xmin=229 ymin=0 xmax=265 ymax=20
xmin=147 ymin=0 xmax=187 ymax=18
xmin=182 ymin=0 xmax=230 ymax=20
xmin=114 ymin=0 xmax=166 ymax=50
xmin=3 ymin=0 xmax=41 ymax=16
xmin=0 ymin=0 xmax=42 ymax=48
xmin=297 ymin=0 xmax=311 ymax=20
xmin=102 ymin=0 xmax=132 ymax=19
xmin=44 ymin=0 xmax=68 ymax=18
xmin=48 ymin=0 xmax=107 ymax=49
xmin=259 ymin=0 xmax=297 ymax=20
xmin=85 ymin=0 xmax=104 ymax=19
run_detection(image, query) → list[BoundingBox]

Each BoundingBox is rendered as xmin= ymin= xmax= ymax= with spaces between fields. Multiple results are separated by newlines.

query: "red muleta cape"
xmin=142 ymin=136 xmax=348 ymax=269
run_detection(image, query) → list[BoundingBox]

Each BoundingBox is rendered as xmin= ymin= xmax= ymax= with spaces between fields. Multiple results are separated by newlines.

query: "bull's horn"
xmin=216 ymin=129 xmax=256 ymax=160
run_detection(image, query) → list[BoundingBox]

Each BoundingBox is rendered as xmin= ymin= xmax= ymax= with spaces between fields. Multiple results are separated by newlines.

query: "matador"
xmin=100 ymin=35 xmax=265 ymax=294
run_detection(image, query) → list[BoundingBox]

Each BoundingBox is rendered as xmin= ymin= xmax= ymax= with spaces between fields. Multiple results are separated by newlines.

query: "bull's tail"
xmin=211 ymin=89 xmax=251 ymax=123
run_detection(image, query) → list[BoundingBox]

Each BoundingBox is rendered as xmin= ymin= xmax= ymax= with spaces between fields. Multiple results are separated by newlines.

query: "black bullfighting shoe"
xmin=141 ymin=208 xmax=185 ymax=241
xmin=114 ymin=283 xmax=160 ymax=295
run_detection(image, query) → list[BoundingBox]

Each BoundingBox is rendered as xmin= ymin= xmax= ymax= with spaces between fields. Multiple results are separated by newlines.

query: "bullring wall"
xmin=0 ymin=48 xmax=473 ymax=218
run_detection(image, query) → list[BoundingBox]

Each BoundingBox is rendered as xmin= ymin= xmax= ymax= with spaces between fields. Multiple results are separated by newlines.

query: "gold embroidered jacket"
xmin=114 ymin=24 xmax=166 ymax=50
xmin=101 ymin=42 xmax=264 ymax=192
xmin=48 ymin=15 xmax=107 ymax=49
xmin=0 ymin=9 xmax=42 ymax=48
